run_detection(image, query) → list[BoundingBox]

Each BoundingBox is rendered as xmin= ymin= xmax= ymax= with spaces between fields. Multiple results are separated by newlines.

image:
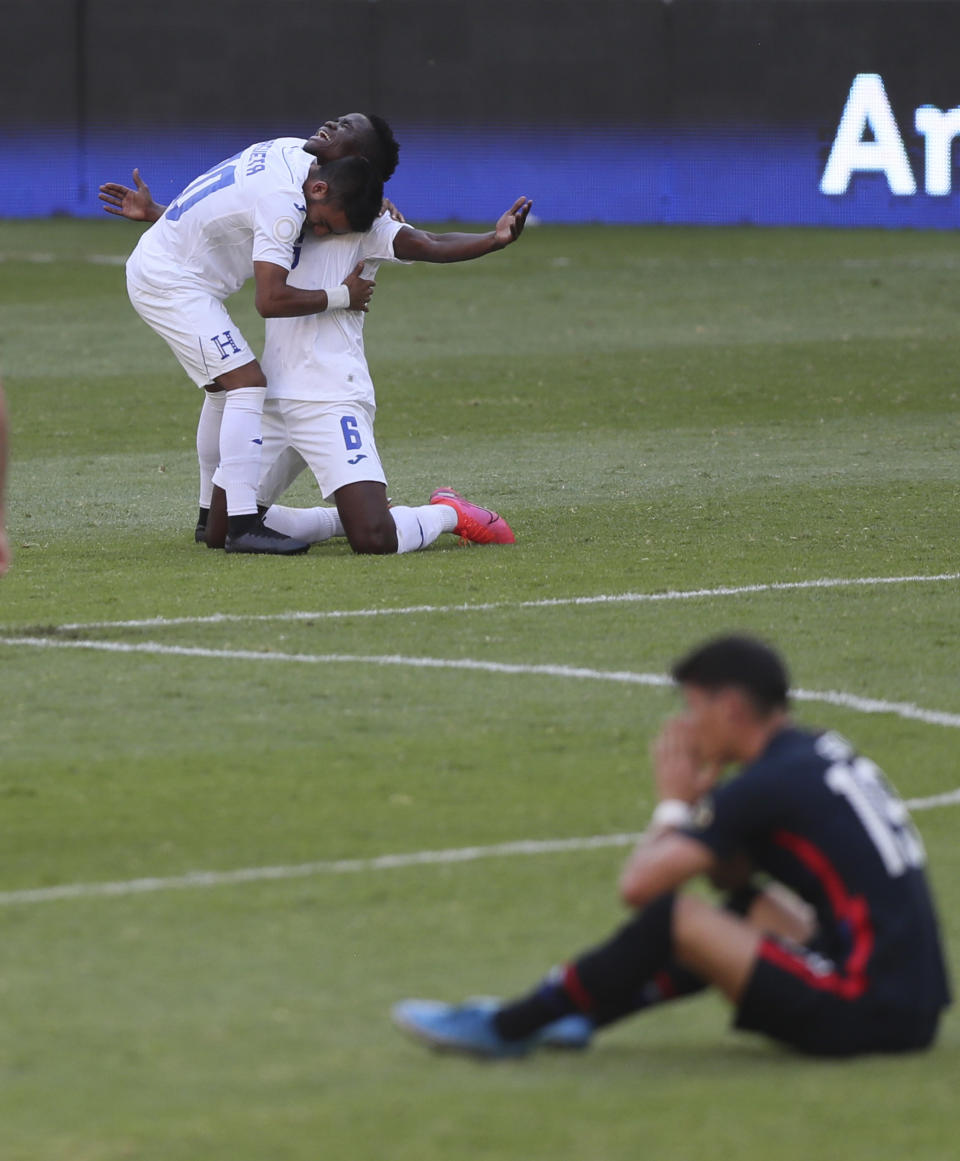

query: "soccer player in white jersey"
xmin=202 ymin=198 xmax=532 ymax=554
xmin=103 ymin=114 xmax=399 ymax=554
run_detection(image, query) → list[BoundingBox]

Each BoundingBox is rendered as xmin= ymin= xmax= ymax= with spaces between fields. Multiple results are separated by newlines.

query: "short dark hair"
xmin=671 ymin=634 xmax=790 ymax=715
xmin=362 ymin=113 xmax=400 ymax=181
xmin=314 ymin=155 xmax=384 ymax=232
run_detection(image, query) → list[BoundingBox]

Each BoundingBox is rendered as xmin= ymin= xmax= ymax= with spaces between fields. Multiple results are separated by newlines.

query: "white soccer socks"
xmin=263 ymin=504 xmax=345 ymax=542
xmin=196 ymin=390 xmax=226 ymax=507
xmin=391 ymin=504 xmax=457 ymax=553
xmin=218 ymin=387 xmax=266 ymax=516
xmin=260 ymin=502 xmax=457 ymax=552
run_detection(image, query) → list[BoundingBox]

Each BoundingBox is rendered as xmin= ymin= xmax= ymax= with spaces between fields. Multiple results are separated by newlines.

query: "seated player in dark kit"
xmin=394 ymin=635 xmax=951 ymax=1058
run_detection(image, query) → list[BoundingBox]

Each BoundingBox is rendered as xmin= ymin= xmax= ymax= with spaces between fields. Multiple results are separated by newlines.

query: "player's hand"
xmin=652 ymin=716 xmax=719 ymax=804
xmin=381 ymin=196 xmax=406 ymax=223
xmin=494 ymin=197 xmax=533 ymax=247
xmin=708 ymin=851 xmax=753 ymax=891
xmin=342 ymin=262 xmax=376 ymax=312
xmin=98 ymin=169 xmax=163 ymax=222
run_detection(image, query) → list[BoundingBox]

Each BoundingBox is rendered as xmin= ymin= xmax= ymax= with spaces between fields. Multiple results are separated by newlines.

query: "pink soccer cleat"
xmin=430 ymin=488 xmax=516 ymax=545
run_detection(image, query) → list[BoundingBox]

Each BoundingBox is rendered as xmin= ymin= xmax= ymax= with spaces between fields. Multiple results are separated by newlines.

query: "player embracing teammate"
xmin=102 ymin=112 xmax=529 ymax=556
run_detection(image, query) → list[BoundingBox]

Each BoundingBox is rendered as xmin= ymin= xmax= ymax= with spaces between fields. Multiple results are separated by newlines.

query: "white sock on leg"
xmin=262 ymin=505 xmax=345 ymax=542
xmin=391 ymin=504 xmax=457 ymax=554
xmin=219 ymin=386 xmax=266 ymax=516
xmin=196 ymin=391 xmax=226 ymax=507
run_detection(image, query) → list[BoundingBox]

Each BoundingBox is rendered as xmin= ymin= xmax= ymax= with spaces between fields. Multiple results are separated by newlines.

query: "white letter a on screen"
xmin=820 ymin=73 xmax=916 ymax=195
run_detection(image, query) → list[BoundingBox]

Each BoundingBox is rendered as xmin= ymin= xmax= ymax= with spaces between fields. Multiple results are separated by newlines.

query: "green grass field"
xmin=0 ymin=217 xmax=958 ymax=1161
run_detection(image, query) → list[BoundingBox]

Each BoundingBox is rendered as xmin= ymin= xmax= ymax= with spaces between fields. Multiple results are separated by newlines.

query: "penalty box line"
xmin=5 ymin=635 xmax=960 ymax=732
xmin=1 ymin=792 xmax=957 ymax=908
xmin=51 ymin=571 xmax=960 ymax=632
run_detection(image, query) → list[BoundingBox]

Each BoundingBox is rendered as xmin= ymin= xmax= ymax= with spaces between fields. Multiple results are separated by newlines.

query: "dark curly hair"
xmin=362 ymin=112 xmax=400 ymax=181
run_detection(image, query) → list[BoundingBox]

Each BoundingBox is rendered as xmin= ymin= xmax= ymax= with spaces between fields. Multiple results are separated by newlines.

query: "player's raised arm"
xmin=391 ymin=197 xmax=532 ymax=263
xmin=98 ymin=169 xmax=166 ymax=222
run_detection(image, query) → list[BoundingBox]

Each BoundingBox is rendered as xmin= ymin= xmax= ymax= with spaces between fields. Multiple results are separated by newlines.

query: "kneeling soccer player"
xmin=394 ymin=635 xmax=952 ymax=1058
xmin=205 ymin=196 xmax=530 ymax=553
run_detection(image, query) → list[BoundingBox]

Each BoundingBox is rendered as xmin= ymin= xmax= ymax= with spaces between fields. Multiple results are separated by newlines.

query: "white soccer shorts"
xmin=126 ymin=269 xmax=256 ymax=388
xmin=256 ymin=399 xmax=388 ymax=503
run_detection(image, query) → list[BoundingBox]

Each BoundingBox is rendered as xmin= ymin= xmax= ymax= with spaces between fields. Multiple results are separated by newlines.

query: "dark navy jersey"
xmin=681 ymin=727 xmax=951 ymax=1014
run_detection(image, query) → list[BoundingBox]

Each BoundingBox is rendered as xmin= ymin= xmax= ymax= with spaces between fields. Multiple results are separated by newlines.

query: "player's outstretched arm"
xmin=392 ymin=197 xmax=532 ymax=263
xmin=253 ymin=260 xmax=375 ymax=318
xmin=98 ymin=169 xmax=166 ymax=222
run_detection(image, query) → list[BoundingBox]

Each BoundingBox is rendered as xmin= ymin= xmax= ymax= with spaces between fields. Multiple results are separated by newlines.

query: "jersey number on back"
xmin=825 ymin=758 xmax=926 ymax=877
xmin=165 ymin=155 xmax=241 ymax=222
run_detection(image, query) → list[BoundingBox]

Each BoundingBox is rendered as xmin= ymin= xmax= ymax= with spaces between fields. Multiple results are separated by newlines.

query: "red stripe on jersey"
xmin=767 ymin=829 xmax=874 ymax=1000
xmin=758 ymin=936 xmax=862 ymax=1000
xmin=654 ymin=970 xmax=679 ymax=1000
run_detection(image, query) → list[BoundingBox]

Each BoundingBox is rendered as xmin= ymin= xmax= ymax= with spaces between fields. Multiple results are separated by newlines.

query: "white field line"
xmin=904 ymin=787 xmax=960 ymax=810
xmin=51 ymin=571 xmax=960 ymax=632
xmin=0 ymin=637 xmax=673 ymax=689
xmin=2 ymin=570 xmax=956 ymax=907
xmin=0 ymin=834 xmax=641 ymax=906
xmin=1 ymin=790 xmax=956 ymax=908
xmin=4 ymin=635 xmax=960 ymax=732
xmin=0 ymin=252 xmax=127 ymax=266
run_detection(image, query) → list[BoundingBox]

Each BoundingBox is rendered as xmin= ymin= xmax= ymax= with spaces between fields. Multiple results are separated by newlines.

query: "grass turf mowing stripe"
xmin=3 ymin=635 xmax=960 ymax=731
xmin=0 ymin=790 xmax=956 ymax=907
xmin=49 ymin=572 xmax=960 ymax=632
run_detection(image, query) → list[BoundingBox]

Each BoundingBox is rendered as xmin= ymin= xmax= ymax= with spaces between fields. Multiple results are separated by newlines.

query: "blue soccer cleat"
xmin=392 ymin=999 xmax=534 ymax=1058
xmin=537 ymin=1012 xmax=595 ymax=1051
xmin=464 ymin=995 xmax=594 ymax=1050
xmin=392 ymin=997 xmax=595 ymax=1058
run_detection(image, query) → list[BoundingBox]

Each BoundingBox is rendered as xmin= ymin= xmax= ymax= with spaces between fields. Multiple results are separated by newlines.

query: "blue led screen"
xmin=3 ymin=1 xmax=960 ymax=228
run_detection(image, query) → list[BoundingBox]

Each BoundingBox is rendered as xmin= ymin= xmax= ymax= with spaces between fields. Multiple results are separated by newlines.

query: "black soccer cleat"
xmin=195 ymin=505 xmax=210 ymax=543
xmin=223 ymin=521 xmax=310 ymax=555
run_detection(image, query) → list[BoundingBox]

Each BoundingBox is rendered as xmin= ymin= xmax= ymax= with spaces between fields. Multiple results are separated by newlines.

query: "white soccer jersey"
xmin=262 ymin=212 xmax=411 ymax=406
xmin=128 ymin=138 xmax=313 ymax=300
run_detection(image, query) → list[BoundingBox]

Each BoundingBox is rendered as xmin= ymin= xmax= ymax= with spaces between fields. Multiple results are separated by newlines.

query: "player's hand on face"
xmin=381 ymin=196 xmax=406 ymax=223
xmin=653 ymin=716 xmax=723 ymax=804
xmin=98 ymin=168 xmax=156 ymax=221
xmin=342 ymin=262 xmax=376 ymax=312
xmin=652 ymin=716 xmax=707 ymax=804
xmin=495 ymin=197 xmax=533 ymax=246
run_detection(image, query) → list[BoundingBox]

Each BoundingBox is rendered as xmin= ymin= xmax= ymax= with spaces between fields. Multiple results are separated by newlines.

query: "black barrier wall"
xmin=3 ymin=0 xmax=960 ymax=223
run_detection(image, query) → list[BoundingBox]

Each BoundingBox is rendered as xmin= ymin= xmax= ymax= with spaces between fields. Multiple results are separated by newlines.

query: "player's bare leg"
xmin=335 ymin=481 xmax=398 ymax=554
xmin=746 ymin=884 xmax=815 ymax=944
xmin=671 ymin=895 xmax=764 ymax=1002
xmin=204 ymin=485 xmax=228 ymax=549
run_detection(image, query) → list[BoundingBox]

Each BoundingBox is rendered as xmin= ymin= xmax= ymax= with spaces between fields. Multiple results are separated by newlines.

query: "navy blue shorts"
xmin=735 ymin=936 xmax=941 ymax=1056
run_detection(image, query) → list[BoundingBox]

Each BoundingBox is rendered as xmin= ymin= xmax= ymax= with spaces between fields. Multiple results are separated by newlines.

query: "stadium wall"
xmin=2 ymin=0 xmax=960 ymax=226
